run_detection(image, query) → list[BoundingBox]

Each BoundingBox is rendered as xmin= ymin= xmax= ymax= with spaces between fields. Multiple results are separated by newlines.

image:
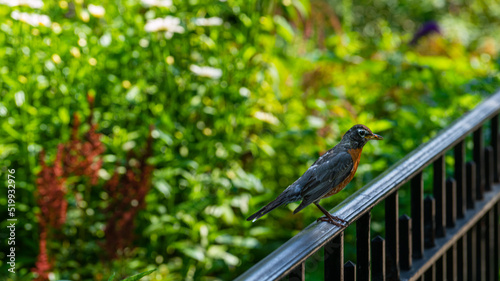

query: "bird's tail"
xmin=246 ymin=191 xmax=297 ymax=222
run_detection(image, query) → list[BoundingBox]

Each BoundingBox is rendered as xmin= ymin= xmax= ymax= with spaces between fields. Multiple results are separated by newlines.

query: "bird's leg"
xmin=314 ymin=202 xmax=347 ymax=227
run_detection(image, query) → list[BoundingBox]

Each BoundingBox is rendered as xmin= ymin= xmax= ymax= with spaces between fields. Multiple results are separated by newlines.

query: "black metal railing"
xmin=237 ymin=91 xmax=500 ymax=281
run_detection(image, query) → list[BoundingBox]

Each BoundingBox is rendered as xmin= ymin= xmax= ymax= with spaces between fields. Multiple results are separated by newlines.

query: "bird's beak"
xmin=366 ymin=133 xmax=383 ymax=140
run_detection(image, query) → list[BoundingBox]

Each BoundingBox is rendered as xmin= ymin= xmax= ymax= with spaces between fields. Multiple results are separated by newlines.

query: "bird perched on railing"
xmin=247 ymin=124 xmax=383 ymax=227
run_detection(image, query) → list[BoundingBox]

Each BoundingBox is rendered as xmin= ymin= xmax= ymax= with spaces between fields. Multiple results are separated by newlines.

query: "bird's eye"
xmin=358 ymin=129 xmax=366 ymax=137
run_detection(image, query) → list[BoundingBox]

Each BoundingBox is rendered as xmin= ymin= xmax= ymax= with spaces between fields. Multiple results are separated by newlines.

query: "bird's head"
xmin=342 ymin=124 xmax=383 ymax=148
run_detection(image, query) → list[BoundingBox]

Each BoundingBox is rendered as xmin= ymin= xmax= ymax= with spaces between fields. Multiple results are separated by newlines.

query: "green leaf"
xmin=154 ymin=179 xmax=172 ymax=198
xmin=2 ymin=122 xmax=20 ymax=139
xmin=273 ymin=15 xmax=294 ymax=43
xmin=177 ymin=244 xmax=205 ymax=261
xmin=292 ymin=0 xmax=310 ymax=18
xmin=121 ymin=269 xmax=156 ymax=281
xmin=58 ymin=107 xmax=70 ymax=125
xmin=107 ymin=272 xmax=116 ymax=281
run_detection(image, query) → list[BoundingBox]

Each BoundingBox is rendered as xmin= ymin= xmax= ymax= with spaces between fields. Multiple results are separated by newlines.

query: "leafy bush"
xmin=1 ymin=0 xmax=499 ymax=280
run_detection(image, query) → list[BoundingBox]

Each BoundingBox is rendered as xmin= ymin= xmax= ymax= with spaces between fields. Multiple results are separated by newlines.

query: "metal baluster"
xmin=476 ymin=218 xmax=486 ymax=281
xmin=424 ymin=196 xmax=435 ymax=249
xmin=467 ymin=227 xmax=477 ymax=281
xmin=325 ymin=233 xmax=344 ymax=281
xmin=455 ymin=141 xmax=466 ymax=218
xmin=411 ymin=173 xmax=424 ymax=259
xmin=289 ymin=262 xmax=304 ymax=281
xmin=491 ymin=114 xmax=499 ymax=182
xmin=344 ymin=261 xmax=356 ymax=281
xmin=357 ymin=212 xmax=371 ymax=281
xmin=433 ymin=156 xmax=446 ymax=237
xmin=457 ymin=236 xmax=467 ymax=281
xmin=385 ymin=191 xmax=399 ymax=281
xmin=446 ymin=178 xmax=456 ymax=228
xmin=494 ymin=203 xmax=500 ymax=281
xmin=485 ymin=146 xmax=493 ymax=191
xmin=466 ymin=162 xmax=476 ymax=209
xmin=473 ymin=127 xmax=485 ymax=200
xmin=424 ymin=264 xmax=435 ymax=281
xmin=399 ymin=215 xmax=412 ymax=271
xmin=485 ymin=210 xmax=495 ymax=281
xmin=436 ymin=256 xmax=445 ymax=281
xmin=372 ymin=236 xmax=385 ymax=281
xmin=446 ymin=244 xmax=457 ymax=281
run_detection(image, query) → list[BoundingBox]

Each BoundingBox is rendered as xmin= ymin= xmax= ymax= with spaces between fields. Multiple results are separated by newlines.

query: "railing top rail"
xmin=236 ymin=91 xmax=500 ymax=281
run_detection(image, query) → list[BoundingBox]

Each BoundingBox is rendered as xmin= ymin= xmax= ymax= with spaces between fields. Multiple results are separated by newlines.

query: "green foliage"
xmin=107 ymin=269 xmax=156 ymax=281
xmin=1 ymin=0 xmax=500 ymax=280
xmin=121 ymin=269 xmax=156 ymax=281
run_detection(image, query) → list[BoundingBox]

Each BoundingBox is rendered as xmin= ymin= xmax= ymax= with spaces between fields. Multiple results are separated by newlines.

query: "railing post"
xmin=485 ymin=210 xmax=495 ymax=281
xmin=455 ymin=141 xmax=466 ymax=218
xmin=495 ymin=203 xmax=500 ymax=281
xmin=385 ymin=191 xmax=399 ymax=281
xmin=371 ymin=236 xmax=385 ymax=281
xmin=457 ymin=236 xmax=467 ymax=281
xmin=289 ymin=262 xmax=304 ymax=281
xmin=476 ymin=218 xmax=486 ymax=281
xmin=357 ymin=212 xmax=371 ymax=281
xmin=473 ymin=127 xmax=485 ymax=200
xmin=446 ymin=244 xmax=457 ymax=281
xmin=411 ymin=172 xmax=424 ymax=259
xmin=467 ymin=227 xmax=477 ymax=281
xmin=344 ymin=261 xmax=356 ymax=281
xmin=433 ymin=155 xmax=446 ymax=237
xmin=446 ymin=178 xmax=456 ymax=228
xmin=466 ymin=161 xmax=476 ymax=209
xmin=399 ymin=215 xmax=412 ymax=271
xmin=424 ymin=196 xmax=436 ymax=249
xmin=485 ymin=146 xmax=493 ymax=191
xmin=492 ymin=114 xmax=499 ymax=182
xmin=424 ymin=264 xmax=435 ymax=281
xmin=436 ymin=255 xmax=446 ymax=281
xmin=325 ymin=233 xmax=344 ymax=281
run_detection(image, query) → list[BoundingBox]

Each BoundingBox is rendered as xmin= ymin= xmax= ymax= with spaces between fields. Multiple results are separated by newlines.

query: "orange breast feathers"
xmin=322 ymin=148 xmax=363 ymax=198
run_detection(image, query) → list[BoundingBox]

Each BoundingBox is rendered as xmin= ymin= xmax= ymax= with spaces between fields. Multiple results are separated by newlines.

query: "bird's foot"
xmin=316 ymin=215 xmax=347 ymax=228
xmin=333 ymin=215 xmax=348 ymax=224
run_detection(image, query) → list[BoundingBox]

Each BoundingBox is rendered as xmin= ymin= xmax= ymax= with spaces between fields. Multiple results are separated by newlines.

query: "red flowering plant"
xmin=62 ymin=113 xmax=105 ymax=185
xmin=33 ymin=100 xmax=154 ymax=279
xmin=33 ymin=148 xmax=67 ymax=281
xmin=33 ymin=110 xmax=105 ymax=280
xmin=103 ymin=126 xmax=154 ymax=258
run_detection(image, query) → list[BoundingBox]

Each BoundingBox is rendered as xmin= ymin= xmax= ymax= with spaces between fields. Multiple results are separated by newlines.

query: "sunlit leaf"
xmin=273 ymin=15 xmax=294 ymax=43
xmin=121 ymin=269 xmax=156 ymax=281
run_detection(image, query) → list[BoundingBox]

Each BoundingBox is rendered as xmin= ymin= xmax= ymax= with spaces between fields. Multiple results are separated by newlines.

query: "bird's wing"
xmin=293 ymin=151 xmax=353 ymax=214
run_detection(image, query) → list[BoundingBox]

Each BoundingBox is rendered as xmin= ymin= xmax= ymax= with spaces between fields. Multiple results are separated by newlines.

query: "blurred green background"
xmin=1 ymin=0 xmax=500 ymax=280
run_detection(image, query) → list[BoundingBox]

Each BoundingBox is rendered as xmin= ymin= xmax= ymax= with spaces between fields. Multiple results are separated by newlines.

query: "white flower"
xmin=80 ymin=10 xmax=90 ymax=22
xmin=141 ymin=0 xmax=172 ymax=8
xmin=145 ymin=16 xmax=184 ymax=39
xmin=0 ymin=0 xmax=43 ymax=9
xmin=11 ymin=11 xmax=51 ymax=27
xmin=99 ymin=33 xmax=112 ymax=47
xmin=239 ymin=87 xmax=250 ymax=97
xmin=88 ymin=4 xmax=105 ymax=18
xmin=15 ymin=91 xmax=25 ymax=107
xmin=254 ymin=111 xmax=279 ymax=125
xmin=189 ymin=65 xmax=222 ymax=79
xmin=194 ymin=17 xmax=223 ymax=27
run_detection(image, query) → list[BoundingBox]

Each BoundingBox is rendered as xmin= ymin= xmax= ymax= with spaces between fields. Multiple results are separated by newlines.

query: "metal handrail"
xmin=236 ymin=90 xmax=500 ymax=281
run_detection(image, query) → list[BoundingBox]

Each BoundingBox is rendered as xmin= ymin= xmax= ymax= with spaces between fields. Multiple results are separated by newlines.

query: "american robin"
xmin=247 ymin=124 xmax=383 ymax=227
